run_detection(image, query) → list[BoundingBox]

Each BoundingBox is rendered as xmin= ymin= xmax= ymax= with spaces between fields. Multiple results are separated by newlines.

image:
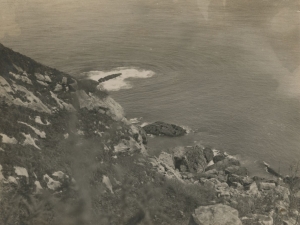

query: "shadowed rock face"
xmin=143 ymin=121 xmax=186 ymax=137
xmin=203 ymin=147 xmax=214 ymax=163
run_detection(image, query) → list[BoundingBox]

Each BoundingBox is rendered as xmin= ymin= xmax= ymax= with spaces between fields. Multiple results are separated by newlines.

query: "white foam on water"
xmin=86 ymin=67 xmax=155 ymax=91
xmin=181 ymin=125 xmax=192 ymax=134
xmin=141 ymin=122 xmax=150 ymax=127
xmin=129 ymin=117 xmax=142 ymax=124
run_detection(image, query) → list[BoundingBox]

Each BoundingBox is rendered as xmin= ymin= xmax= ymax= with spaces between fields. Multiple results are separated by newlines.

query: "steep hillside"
xmin=0 ymin=43 xmax=150 ymax=225
xmin=1 ymin=43 xmax=300 ymax=225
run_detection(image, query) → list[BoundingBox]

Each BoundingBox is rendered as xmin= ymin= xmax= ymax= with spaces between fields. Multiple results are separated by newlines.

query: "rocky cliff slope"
xmin=0 ymin=43 xmax=300 ymax=225
xmin=0 ymin=43 xmax=148 ymax=225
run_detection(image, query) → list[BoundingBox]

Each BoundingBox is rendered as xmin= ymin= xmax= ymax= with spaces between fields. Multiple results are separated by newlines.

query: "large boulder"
xmin=227 ymin=174 xmax=244 ymax=187
xmin=150 ymin=152 xmax=183 ymax=181
xmin=159 ymin=152 xmax=175 ymax=169
xmin=203 ymin=147 xmax=214 ymax=163
xmin=173 ymin=146 xmax=207 ymax=173
xmin=206 ymin=158 xmax=240 ymax=172
xmin=247 ymin=182 xmax=261 ymax=196
xmin=173 ymin=146 xmax=189 ymax=172
xmin=258 ymin=182 xmax=276 ymax=191
xmin=213 ymin=154 xmax=225 ymax=163
xmin=274 ymin=185 xmax=290 ymax=203
xmin=224 ymin=165 xmax=248 ymax=176
xmin=185 ymin=146 xmax=207 ymax=173
xmin=143 ymin=121 xmax=186 ymax=137
xmin=189 ymin=204 xmax=242 ymax=225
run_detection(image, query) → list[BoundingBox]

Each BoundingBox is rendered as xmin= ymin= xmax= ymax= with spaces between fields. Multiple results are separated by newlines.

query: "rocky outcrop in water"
xmin=98 ymin=73 xmax=122 ymax=83
xmin=150 ymin=144 xmax=300 ymax=225
xmin=143 ymin=121 xmax=186 ymax=137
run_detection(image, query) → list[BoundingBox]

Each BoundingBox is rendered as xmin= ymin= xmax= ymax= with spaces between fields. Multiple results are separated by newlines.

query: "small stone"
xmin=102 ymin=175 xmax=114 ymax=194
xmin=247 ymin=182 xmax=260 ymax=196
xmin=225 ymin=166 xmax=248 ymax=176
xmin=52 ymin=171 xmax=68 ymax=180
xmin=275 ymin=200 xmax=289 ymax=216
xmin=62 ymin=77 xmax=68 ymax=84
xmin=14 ymin=167 xmax=29 ymax=178
xmin=259 ymin=182 xmax=276 ymax=190
xmin=43 ymin=174 xmax=61 ymax=191
xmin=34 ymin=181 xmax=43 ymax=194
xmin=206 ymin=160 xmax=214 ymax=167
xmin=54 ymin=84 xmax=63 ymax=92
xmin=8 ymin=176 xmax=18 ymax=185
xmin=180 ymin=164 xmax=187 ymax=172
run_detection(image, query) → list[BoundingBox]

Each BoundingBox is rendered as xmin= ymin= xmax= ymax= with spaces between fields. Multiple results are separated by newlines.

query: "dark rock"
xmin=263 ymin=161 xmax=282 ymax=178
xmin=139 ymin=127 xmax=148 ymax=144
xmin=98 ymin=73 xmax=122 ymax=83
xmin=252 ymin=176 xmax=267 ymax=182
xmin=242 ymin=176 xmax=253 ymax=187
xmin=224 ymin=166 xmax=248 ymax=176
xmin=283 ymin=176 xmax=300 ymax=190
xmin=205 ymin=158 xmax=240 ymax=172
xmin=143 ymin=121 xmax=186 ymax=137
xmin=173 ymin=146 xmax=207 ymax=173
xmin=213 ymin=154 xmax=225 ymax=163
xmin=185 ymin=146 xmax=207 ymax=173
xmin=203 ymin=147 xmax=214 ymax=163
xmin=77 ymin=79 xmax=100 ymax=93
xmin=173 ymin=147 xmax=189 ymax=172
xmin=135 ymin=126 xmax=147 ymax=145
xmin=194 ymin=172 xmax=217 ymax=180
xmin=216 ymin=174 xmax=227 ymax=183
xmin=227 ymin=174 xmax=243 ymax=186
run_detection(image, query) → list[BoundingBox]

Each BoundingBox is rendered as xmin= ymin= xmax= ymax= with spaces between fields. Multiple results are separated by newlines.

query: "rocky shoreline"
xmin=146 ymin=122 xmax=300 ymax=224
xmin=0 ymin=43 xmax=300 ymax=225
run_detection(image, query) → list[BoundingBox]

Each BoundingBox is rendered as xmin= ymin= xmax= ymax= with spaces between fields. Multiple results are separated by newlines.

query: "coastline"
xmin=1 ymin=43 xmax=300 ymax=224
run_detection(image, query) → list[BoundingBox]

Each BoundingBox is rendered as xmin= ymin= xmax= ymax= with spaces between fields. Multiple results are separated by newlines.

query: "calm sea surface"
xmin=1 ymin=0 xmax=300 ymax=176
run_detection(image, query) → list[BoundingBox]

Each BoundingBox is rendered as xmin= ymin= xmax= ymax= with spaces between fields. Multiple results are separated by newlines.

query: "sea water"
xmin=1 ymin=0 xmax=299 ymax=176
